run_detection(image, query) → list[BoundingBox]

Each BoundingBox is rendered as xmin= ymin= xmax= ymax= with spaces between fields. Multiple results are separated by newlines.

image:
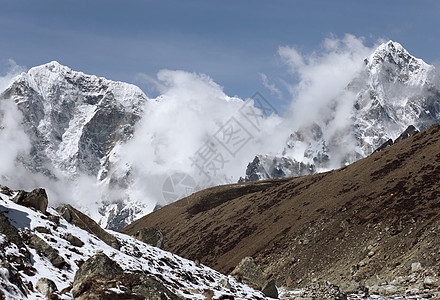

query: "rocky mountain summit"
xmin=240 ymin=41 xmax=440 ymax=182
xmin=0 ymin=185 xmax=270 ymax=299
xmin=1 ymin=61 xmax=151 ymax=230
xmin=124 ymin=123 xmax=440 ymax=298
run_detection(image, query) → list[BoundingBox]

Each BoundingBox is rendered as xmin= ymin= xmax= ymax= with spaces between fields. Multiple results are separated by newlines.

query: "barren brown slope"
xmin=122 ymin=124 xmax=440 ymax=289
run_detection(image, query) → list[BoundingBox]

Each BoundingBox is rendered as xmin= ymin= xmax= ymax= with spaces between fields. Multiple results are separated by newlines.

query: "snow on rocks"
xmin=0 ymin=187 xmax=268 ymax=299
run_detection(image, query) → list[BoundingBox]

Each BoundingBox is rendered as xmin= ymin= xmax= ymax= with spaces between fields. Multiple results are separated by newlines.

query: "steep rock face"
xmin=2 ymin=61 xmax=147 ymax=178
xmin=1 ymin=62 xmax=149 ymax=230
xmin=241 ymin=41 xmax=440 ymax=182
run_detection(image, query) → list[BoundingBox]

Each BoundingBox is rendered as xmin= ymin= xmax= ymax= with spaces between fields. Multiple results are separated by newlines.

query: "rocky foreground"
xmin=0 ymin=186 xmax=269 ymax=299
xmin=123 ymin=124 xmax=440 ymax=298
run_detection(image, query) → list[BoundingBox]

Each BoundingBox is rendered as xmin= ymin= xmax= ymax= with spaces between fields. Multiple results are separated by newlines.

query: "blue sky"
xmin=1 ymin=0 xmax=439 ymax=111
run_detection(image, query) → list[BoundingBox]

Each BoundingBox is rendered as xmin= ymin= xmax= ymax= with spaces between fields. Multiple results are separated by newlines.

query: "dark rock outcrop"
xmin=12 ymin=188 xmax=48 ymax=214
xmin=230 ymin=257 xmax=278 ymax=298
xmin=64 ymin=233 xmax=84 ymax=247
xmin=56 ymin=204 xmax=120 ymax=250
xmin=374 ymin=125 xmax=419 ymax=153
xmin=0 ymin=210 xmax=26 ymax=253
xmin=72 ymin=253 xmax=180 ymax=300
xmin=394 ymin=125 xmax=419 ymax=144
xmin=132 ymin=226 xmax=164 ymax=249
xmin=28 ymin=235 xmax=68 ymax=269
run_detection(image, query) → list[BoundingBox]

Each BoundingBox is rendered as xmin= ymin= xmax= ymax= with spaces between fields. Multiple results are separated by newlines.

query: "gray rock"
xmin=262 ymin=279 xmax=278 ymax=298
xmin=72 ymin=252 xmax=123 ymax=297
xmin=65 ymin=233 xmax=84 ymax=247
xmin=132 ymin=226 xmax=164 ymax=249
xmin=231 ymin=257 xmax=266 ymax=288
xmin=12 ymin=188 xmax=48 ymax=214
xmin=411 ymin=262 xmax=422 ymax=273
xmin=56 ymin=204 xmax=120 ymax=250
xmin=424 ymin=276 xmax=439 ymax=287
xmin=219 ymin=277 xmax=232 ymax=289
xmin=72 ymin=253 xmax=180 ymax=300
xmin=230 ymin=257 xmax=278 ymax=298
xmin=34 ymin=226 xmax=51 ymax=234
xmin=36 ymin=277 xmax=57 ymax=295
xmin=301 ymin=281 xmax=347 ymax=300
xmin=28 ymin=235 xmax=68 ymax=269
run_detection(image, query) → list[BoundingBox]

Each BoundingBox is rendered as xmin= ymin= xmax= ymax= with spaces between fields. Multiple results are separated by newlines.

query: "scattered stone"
xmin=36 ymin=277 xmax=58 ymax=295
xmin=411 ymin=262 xmax=422 ymax=273
xmin=300 ymin=281 xmax=347 ymax=300
xmin=424 ymin=276 xmax=439 ymax=287
xmin=132 ymin=226 xmax=164 ymax=249
xmin=219 ymin=277 xmax=232 ymax=289
xmin=56 ymin=204 xmax=120 ymax=250
xmin=12 ymin=188 xmax=48 ymax=213
xmin=28 ymin=235 xmax=68 ymax=269
xmin=64 ymin=233 xmax=84 ymax=247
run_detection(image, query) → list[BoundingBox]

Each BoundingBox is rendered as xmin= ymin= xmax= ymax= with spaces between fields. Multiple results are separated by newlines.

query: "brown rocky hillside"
xmin=122 ymin=124 xmax=440 ymax=293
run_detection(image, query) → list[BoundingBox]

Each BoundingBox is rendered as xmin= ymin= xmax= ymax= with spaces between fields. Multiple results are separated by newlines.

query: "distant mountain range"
xmin=1 ymin=41 xmax=439 ymax=231
xmin=240 ymin=41 xmax=440 ymax=181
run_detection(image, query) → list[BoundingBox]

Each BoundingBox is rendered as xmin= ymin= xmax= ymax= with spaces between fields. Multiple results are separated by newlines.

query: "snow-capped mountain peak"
xmin=365 ymin=40 xmax=433 ymax=86
xmin=240 ymin=41 xmax=440 ymax=183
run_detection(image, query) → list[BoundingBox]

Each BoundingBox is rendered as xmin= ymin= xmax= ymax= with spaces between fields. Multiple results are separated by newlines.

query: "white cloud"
xmin=260 ymin=72 xmax=282 ymax=98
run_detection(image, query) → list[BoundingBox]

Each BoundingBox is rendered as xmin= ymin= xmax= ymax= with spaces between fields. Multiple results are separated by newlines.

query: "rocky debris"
xmin=0 ymin=210 xmax=27 ymax=255
xmin=299 ymin=281 xmax=347 ymax=300
xmin=12 ymin=188 xmax=48 ymax=214
xmin=56 ymin=204 xmax=120 ymax=250
xmin=64 ymin=233 xmax=84 ymax=247
xmin=72 ymin=253 xmax=180 ymax=300
xmin=28 ymin=235 xmax=68 ymax=269
xmin=0 ymin=261 xmax=27 ymax=296
xmin=132 ymin=226 xmax=164 ymax=249
xmin=36 ymin=277 xmax=57 ymax=295
xmin=231 ymin=257 xmax=278 ymax=298
xmin=364 ymin=266 xmax=440 ymax=296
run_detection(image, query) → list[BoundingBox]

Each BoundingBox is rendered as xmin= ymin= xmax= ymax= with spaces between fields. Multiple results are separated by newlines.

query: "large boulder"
xmin=72 ymin=252 xmax=123 ymax=297
xmin=72 ymin=253 xmax=180 ymax=300
xmin=28 ymin=235 xmax=68 ymax=269
xmin=231 ymin=257 xmax=278 ymax=298
xmin=12 ymin=188 xmax=48 ymax=213
xmin=56 ymin=204 xmax=120 ymax=250
xmin=132 ymin=226 xmax=164 ymax=249
xmin=36 ymin=277 xmax=58 ymax=295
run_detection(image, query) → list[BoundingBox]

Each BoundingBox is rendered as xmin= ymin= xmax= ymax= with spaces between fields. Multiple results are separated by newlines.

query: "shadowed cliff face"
xmin=123 ymin=124 xmax=440 ymax=289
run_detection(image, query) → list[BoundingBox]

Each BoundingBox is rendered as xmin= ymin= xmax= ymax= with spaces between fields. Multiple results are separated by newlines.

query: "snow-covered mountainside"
xmin=240 ymin=41 xmax=440 ymax=182
xmin=0 ymin=186 xmax=269 ymax=299
xmin=2 ymin=61 xmax=146 ymax=177
xmin=1 ymin=62 xmax=150 ymax=230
